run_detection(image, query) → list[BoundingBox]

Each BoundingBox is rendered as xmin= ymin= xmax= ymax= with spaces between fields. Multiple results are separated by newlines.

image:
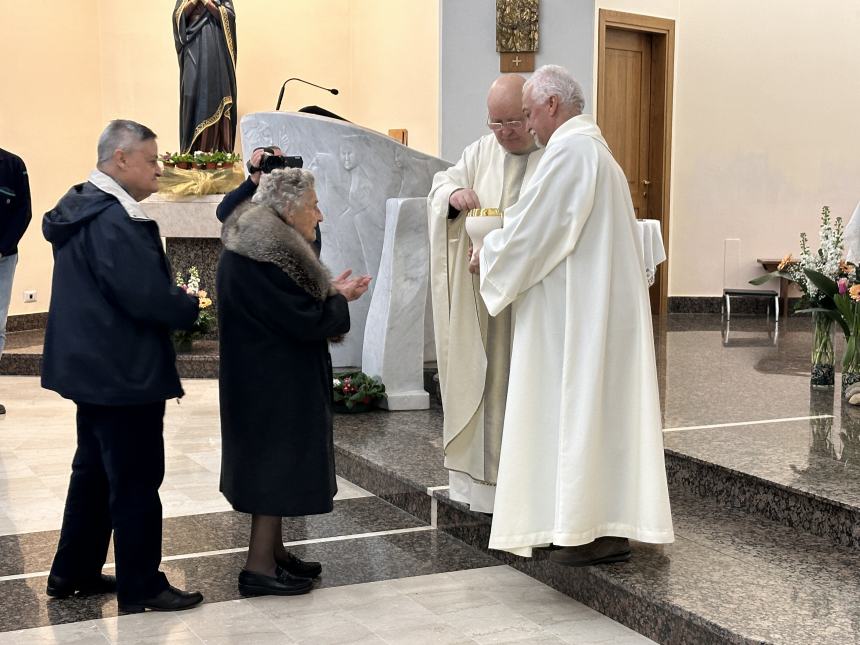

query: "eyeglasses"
xmin=487 ymin=118 xmax=525 ymax=131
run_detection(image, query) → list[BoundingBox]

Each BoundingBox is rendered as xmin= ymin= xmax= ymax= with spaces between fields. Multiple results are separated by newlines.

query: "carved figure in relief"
xmin=496 ymin=0 xmax=539 ymax=53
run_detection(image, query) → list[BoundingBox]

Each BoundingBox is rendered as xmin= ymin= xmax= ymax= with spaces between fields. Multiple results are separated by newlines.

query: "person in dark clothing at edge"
xmin=0 ymin=148 xmax=32 ymax=416
xmin=41 ymin=120 xmax=204 ymax=614
xmin=216 ymin=146 xmax=322 ymax=255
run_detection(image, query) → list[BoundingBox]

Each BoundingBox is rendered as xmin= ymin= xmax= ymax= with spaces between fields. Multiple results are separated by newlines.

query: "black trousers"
xmin=50 ymin=401 xmax=169 ymax=601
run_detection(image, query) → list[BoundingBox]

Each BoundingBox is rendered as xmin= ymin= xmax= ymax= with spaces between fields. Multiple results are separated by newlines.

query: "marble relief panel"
xmin=240 ymin=112 xmax=450 ymax=367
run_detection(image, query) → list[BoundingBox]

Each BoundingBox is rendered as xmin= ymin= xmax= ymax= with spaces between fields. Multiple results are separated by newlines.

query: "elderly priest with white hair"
xmin=428 ymin=74 xmax=544 ymax=513
xmin=471 ymin=65 xmax=674 ymax=565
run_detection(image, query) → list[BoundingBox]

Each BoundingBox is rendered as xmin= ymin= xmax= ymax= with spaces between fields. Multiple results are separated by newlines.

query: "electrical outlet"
xmin=23 ymin=290 xmax=37 ymax=303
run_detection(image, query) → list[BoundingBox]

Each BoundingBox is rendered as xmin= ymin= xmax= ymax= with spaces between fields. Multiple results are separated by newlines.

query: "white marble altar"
xmin=362 ymin=198 xmax=430 ymax=410
xmin=240 ymin=112 xmax=451 ymax=368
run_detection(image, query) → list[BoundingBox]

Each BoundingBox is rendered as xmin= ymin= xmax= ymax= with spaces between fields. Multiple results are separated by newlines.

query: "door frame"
xmin=597 ymin=9 xmax=675 ymax=315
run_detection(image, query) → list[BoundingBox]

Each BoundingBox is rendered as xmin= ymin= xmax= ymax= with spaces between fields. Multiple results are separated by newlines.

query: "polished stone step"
xmin=331 ymin=406 xmax=860 ymax=645
xmin=664 ymin=401 xmax=860 ymax=550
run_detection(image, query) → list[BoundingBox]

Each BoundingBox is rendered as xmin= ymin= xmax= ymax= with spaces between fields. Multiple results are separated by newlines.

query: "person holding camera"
xmin=216 ymin=147 xmax=321 ymax=255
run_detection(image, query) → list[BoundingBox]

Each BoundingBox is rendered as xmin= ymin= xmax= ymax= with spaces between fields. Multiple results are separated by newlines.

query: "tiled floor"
xmin=0 ymin=377 xmax=369 ymax=536
xmin=0 ymin=567 xmax=649 ymax=644
xmin=0 ymin=376 xmax=652 ymax=644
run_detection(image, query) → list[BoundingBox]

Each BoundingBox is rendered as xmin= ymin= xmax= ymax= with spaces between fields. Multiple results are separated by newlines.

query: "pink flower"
xmin=838 ymin=278 xmax=848 ymax=295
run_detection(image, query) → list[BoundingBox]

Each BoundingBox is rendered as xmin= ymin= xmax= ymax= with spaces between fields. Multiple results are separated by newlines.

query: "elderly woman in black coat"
xmin=217 ymin=168 xmax=370 ymax=597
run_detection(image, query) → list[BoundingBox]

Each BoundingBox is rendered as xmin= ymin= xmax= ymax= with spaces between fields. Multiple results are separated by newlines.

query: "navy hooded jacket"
xmin=41 ymin=181 xmax=199 ymax=405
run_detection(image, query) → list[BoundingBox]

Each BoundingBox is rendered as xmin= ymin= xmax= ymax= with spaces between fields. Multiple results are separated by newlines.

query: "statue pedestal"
xmin=140 ymin=194 xmax=223 ymax=321
xmin=141 ymin=193 xmax=222 ymax=238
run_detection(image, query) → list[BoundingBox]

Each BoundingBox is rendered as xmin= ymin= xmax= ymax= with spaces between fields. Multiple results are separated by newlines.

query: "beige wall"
xmin=1 ymin=0 xmax=439 ymax=316
xmin=670 ymin=0 xmax=860 ymax=297
xmin=596 ymin=0 xmax=860 ymax=297
xmin=0 ymin=0 xmax=104 ymax=317
xmin=348 ymin=0 xmax=439 ymax=155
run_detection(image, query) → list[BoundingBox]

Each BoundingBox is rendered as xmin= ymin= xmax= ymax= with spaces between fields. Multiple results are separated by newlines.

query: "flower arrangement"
xmin=752 ymin=207 xmax=844 ymax=310
xmin=751 ymin=206 xmax=846 ymax=388
xmin=332 ymin=371 xmax=385 ymax=412
xmin=173 ymin=266 xmax=215 ymax=352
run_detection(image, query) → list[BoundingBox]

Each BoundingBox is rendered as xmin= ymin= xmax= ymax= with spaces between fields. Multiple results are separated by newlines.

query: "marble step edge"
xmin=0 ymin=353 xmax=40 ymax=376
xmin=432 ymin=493 xmax=759 ymax=645
xmin=665 ymin=449 xmax=860 ymax=550
xmin=333 ymin=447 xmax=753 ymax=645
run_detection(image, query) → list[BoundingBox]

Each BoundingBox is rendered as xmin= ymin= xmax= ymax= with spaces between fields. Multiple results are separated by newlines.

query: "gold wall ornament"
xmin=496 ymin=0 xmax=539 ymax=53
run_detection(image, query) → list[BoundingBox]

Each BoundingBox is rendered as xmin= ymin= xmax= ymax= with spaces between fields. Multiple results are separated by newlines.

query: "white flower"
xmin=333 ymin=379 xmax=342 ymax=387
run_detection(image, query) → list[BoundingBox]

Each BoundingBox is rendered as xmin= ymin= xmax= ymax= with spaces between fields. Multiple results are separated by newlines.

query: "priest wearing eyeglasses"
xmin=427 ymin=75 xmax=544 ymax=513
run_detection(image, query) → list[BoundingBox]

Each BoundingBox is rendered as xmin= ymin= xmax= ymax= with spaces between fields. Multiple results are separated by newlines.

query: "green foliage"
xmin=164 ymin=151 xmax=241 ymax=165
xmin=332 ymin=371 xmax=386 ymax=409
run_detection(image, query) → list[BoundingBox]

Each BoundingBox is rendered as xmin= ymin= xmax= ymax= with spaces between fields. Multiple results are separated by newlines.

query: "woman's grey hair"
xmin=97 ymin=120 xmax=157 ymax=165
xmin=525 ymin=65 xmax=586 ymax=114
xmin=253 ymin=168 xmax=316 ymax=216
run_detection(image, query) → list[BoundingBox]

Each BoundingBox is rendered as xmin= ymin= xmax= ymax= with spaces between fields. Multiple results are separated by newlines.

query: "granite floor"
xmin=0 ymin=376 xmax=652 ymax=644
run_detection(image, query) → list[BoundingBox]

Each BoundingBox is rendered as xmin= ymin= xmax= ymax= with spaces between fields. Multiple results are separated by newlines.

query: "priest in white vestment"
xmin=428 ymin=75 xmax=544 ymax=512
xmin=474 ymin=65 xmax=674 ymax=564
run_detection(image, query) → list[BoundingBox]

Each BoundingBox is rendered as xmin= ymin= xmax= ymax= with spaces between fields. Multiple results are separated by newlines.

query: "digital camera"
xmin=247 ymin=147 xmax=303 ymax=174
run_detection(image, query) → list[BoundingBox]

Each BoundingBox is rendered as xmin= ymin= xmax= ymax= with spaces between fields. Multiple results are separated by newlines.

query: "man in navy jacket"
xmin=42 ymin=120 xmax=203 ymax=613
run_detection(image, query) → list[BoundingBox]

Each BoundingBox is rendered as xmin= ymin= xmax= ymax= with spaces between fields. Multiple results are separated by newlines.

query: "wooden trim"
xmin=597 ymin=9 xmax=675 ymax=315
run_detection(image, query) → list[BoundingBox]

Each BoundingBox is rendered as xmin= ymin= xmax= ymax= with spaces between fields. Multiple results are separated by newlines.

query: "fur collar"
xmin=221 ymin=201 xmax=333 ymax=301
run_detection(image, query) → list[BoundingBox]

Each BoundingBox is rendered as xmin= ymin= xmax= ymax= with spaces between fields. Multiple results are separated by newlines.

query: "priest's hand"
xmin=332 ymin=270 xmax=372 ymax=301
xmin=468 ymin=247 xmax=481 ymax=275
xmin=450 ymin=188 xmax=481 ymax=213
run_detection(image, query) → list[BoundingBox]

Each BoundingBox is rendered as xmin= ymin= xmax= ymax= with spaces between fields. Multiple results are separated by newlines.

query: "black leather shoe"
xmin=275 ymin=551 xmax=322 ymax=579
xmin=118 ymin=585 xmax=203 ymax=614
xmin=46 ymin=574 xmax=117 ymax=599
xmin=238 ymin=568 xmax=314 ymax=597
xmin=549 ymin=537 xmax=631 ymax=567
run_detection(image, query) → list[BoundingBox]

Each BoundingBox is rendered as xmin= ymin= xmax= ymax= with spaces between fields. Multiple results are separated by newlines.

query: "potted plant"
xmin=332 ymin=372 xmax=385 ymax=413
xmin=224 ymin=152 xmax=241 ymax=168
xmin=205 ymin=151 xmax=218 ymax=170
xmin=192 ymin=151 xmax=207 ymax=170
xmin=161 ymin=153 xmax=175 ymax=168
xmin=172 ymin=266 xmax=215 ymax=352
xmin=175 ymin=153 xmax=193 ymax=170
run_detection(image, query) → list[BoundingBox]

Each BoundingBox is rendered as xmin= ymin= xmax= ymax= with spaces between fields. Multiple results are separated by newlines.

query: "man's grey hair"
xmin=97 ymin=120 xmax=157 ymax=165
xmin=253 ymin=168 xmax=316 ymax=215
xmin=525 ymin=65 xmax=586 ymax=114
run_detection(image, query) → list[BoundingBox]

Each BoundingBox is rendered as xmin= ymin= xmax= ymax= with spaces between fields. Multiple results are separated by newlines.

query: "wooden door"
xmin=598 ymin=10 xmax=675 ymax=315
xmin=602 ymin=29 xmax=652 ymax=219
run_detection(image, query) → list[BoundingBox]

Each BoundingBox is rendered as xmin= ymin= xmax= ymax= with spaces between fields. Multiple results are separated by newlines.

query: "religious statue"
xmin=496 ymin=0 xmax=539 ymax=53
xmin=173 ymin=0 xmax=237 ymax=154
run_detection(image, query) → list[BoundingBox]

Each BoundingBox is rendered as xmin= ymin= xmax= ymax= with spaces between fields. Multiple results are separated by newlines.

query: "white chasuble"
xmin=479 ymin=115 xmax=674 ymax=556
xmin=428 ymin=135 xmax=543 ymax=512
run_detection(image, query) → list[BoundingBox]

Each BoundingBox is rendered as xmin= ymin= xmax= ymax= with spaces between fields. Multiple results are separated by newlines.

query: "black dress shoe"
xmin=46 ymin=573 xmax=117 ymax=599
xmin=118 ymin=585 xmax=203 ymax=614
xmin=549 ymin=537 xmax=631 ymax=567
xmin=275 ymin=551 xmax=322 ymax=579
xmin=238 ymin=568 xmax=314 ymax=597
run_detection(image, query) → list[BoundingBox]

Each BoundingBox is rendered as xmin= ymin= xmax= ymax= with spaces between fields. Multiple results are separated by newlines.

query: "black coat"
xmin=41 ymin=181 xmax=199 ymax=405
xmin=0 ymin=148 xmax=32 ymax=257
xmin=217 ymin=202 xmax=350 ymax=517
